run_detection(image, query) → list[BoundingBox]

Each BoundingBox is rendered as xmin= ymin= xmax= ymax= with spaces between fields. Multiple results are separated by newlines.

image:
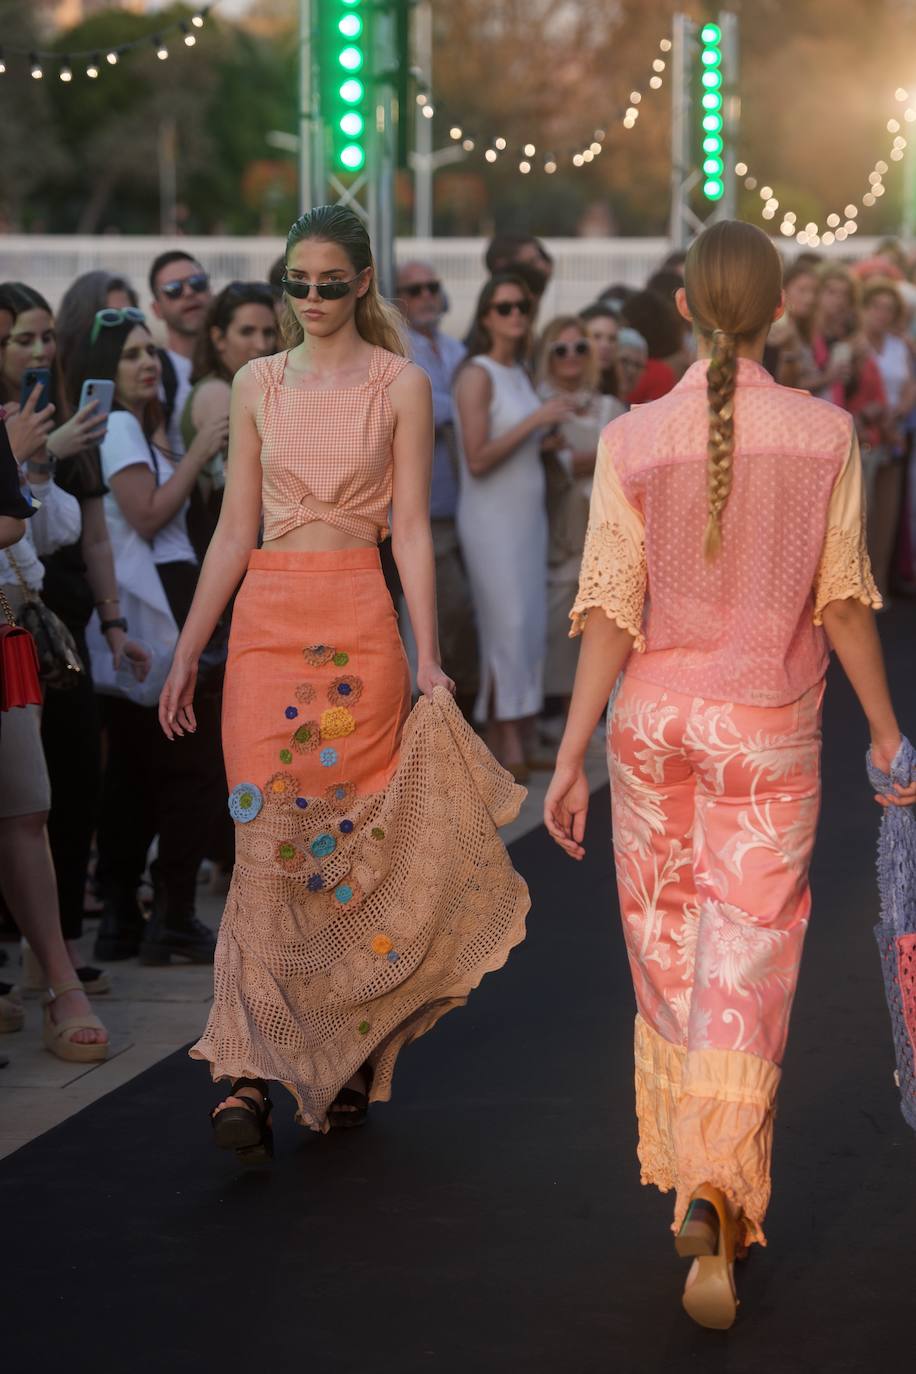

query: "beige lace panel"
xmin=190 ymin=689 xmax=531 ymax=1132
xmin=812 ymin=523 xmax=882 ymax=625
xmin=569 ymin=520 xmax=647 ymax=649
xmin=633 ymin=1015 xmax=781 ymax=1248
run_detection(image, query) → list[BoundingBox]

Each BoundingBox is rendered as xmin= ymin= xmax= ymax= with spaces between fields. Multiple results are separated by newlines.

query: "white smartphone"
xmin=78 ymin=378 xmax=115 ymax=421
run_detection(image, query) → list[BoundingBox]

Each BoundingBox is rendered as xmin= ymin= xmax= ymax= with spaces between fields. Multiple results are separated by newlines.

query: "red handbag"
xmin=0 ymin=585 xmax=42 ymax=711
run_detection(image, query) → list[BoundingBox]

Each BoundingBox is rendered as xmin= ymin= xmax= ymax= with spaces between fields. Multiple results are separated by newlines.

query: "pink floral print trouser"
xmin=609 ymin=674 xmax=825 ymax=1245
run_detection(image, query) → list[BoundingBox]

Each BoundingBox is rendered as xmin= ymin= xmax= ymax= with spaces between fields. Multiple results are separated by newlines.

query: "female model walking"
xmin=159 ymin=207 xmax=529 ymax=1152
xmin=545 ymin=221 xmax=914 ymax=1329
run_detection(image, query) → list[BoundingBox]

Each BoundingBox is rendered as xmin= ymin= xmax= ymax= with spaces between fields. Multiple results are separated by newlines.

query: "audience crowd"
xmin=1 ymin=230 xmax=915 ymax=1060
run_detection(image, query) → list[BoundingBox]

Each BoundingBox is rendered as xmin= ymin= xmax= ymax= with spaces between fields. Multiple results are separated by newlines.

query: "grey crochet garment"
xmin=866 ymin=735 xmax=916 ymax=1133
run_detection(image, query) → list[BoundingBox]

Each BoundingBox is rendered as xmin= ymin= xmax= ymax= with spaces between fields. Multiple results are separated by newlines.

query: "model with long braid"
xmin=544 ymin=220 xmax=915 ymax=1328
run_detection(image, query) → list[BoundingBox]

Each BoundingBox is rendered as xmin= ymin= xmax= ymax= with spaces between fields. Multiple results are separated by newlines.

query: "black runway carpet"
xmin=4 ymin=604 xmax=915 ymax=1374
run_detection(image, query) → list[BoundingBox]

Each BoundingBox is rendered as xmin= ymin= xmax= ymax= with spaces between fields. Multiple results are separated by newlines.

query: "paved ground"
xmin=0 ymin=731 xmax=609 ymax=1159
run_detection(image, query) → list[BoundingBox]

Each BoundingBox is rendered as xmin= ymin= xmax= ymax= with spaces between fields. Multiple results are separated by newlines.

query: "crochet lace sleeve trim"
xmin=569 ymin=519 xmax=647 ymax=650
xmin=812 ymin=523 xmax=883 ymax=625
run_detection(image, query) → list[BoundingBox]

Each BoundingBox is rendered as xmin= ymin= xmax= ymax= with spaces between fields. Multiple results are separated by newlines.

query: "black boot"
xmin=138 ymin=876 xmax=216 ymax=966
xmin=93 ymin=882 xmax=146 ymax=961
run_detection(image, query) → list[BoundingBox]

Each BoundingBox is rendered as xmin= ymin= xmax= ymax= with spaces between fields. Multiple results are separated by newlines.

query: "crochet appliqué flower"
xmin=335 ymin=884 xmax=353 ymax=904
xmin=228 ymin=782 xmax=262 ymax=824
xmin=325 ymin=781 xmax=356 ymax=809
xmin=371 ymin=934 xmax=393 ymax=955
xmin=302 ymin=645 xmax=336 ymax=667
xmin=291 ymin=721 xmax=320 ymax=753
xmin=320 ymin=747 xmax=338 ymax=768
xmin=307 ymin=873 xmax=325 ymax=892
xmin=275 ymin=840 xmax=304 ymax=872
xmin=295 ymin=682 xmax=317 ymax=704
xmin=320 ymin=707 xmax=355 ymax=740
xmin=265 ymin=771 xmax=297 ymax=800
xmin=332 ymin=651 xmax=349 ymax=667
xmin=310 ymin=832 xmax=337 ymax=858
xmin=327 ymin=674 xmax=363 ymax=705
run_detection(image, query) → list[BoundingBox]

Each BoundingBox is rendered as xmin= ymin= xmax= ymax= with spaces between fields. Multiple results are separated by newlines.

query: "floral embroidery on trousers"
xmin=609 ymin=673 xmax=824 ymax=1245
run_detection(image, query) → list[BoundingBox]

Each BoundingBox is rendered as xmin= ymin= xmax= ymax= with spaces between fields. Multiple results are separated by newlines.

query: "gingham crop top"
xmin=252 ymin=346 xmax=410 ymax=543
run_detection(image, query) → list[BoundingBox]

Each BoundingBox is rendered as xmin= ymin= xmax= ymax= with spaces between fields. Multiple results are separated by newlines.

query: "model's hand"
xmin=417 ymin=662 xmax=455 ymax=698
xmin=544 ymin=760 xmax=590 ymax=859
xmin=871 ymin=733 xmax=916 ymax=807
xmin=159 ymin=654 xmax=198 ymax=739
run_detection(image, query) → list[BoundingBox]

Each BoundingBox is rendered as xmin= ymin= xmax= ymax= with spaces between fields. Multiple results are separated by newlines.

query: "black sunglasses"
xmin=281 ymin=272 xmax=366 ymax=301
xmin=492 ymin=299 xmax=531 ymax=317
xmin=550 ymin=340 xmax=590 ymax=359
xmin=158 ymin=272 xmax=210 ymax=301
xmin=402 ymin=280 xmax=441 ymax=299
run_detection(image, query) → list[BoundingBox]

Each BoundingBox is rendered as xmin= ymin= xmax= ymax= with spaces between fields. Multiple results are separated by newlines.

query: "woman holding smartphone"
xmin=69 ymin=307 xmax=229 ymax=968
xmin=158 ymin=206 xmax=529 ymax=1156
xmin=0 ymin=282 xmax=149 ymax=997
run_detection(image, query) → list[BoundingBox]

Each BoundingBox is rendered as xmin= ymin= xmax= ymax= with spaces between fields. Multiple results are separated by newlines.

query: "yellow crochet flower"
xmin=320 ymin=707 xmax=355 ymax=739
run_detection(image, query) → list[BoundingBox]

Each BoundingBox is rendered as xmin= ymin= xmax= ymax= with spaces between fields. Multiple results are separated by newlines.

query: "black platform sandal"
xmin=210 ymin=1077 xmax=274 ymax=1162
xmin=327 ymin=1065 xmax=372 ymax=1130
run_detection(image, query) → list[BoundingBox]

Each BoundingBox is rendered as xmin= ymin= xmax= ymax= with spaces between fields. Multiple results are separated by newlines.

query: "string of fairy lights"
xmin=734 ymin=84 xmax=916 ymax=247
xmin=0 ymin=7 xmax=212 ymax=82
xmin=420 ymin=33 xmax=673 ymax=176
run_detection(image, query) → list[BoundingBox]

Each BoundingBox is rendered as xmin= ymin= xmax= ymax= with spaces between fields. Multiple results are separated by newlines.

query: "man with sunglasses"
xmin=396 ymin=260 xmax=478 ymax=714
xmin=149 ymin=251 xmax=213 ymax=458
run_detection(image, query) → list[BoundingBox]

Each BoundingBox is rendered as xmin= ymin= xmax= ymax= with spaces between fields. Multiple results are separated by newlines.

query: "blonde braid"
xmin=703 ymin=328 xmax=737 ymax=560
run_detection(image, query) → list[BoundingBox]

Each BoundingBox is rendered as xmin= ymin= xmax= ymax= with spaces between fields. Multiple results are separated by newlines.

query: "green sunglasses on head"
xmin=90 ymin=307 xmax=147 ymax=345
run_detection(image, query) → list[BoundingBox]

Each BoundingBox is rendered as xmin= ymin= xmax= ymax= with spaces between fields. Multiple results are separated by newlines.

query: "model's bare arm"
xmin=389 ymin=364 xmax=452 ymax=694
xmin=820 ymin=598 xmax=915 ymax=805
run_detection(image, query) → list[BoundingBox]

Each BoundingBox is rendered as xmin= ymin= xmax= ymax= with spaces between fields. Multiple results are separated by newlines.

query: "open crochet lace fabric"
xmin=867 ymin=735 xmax=916 ymax=1133
xmin=191 ymin=688 xmax=530 ymax=1131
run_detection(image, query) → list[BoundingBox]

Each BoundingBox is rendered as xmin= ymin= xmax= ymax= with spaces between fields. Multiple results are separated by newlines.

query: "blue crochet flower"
xmin=307 ymin=873 xmax=325 ymax=892
xmin=285 ymin=706 xmax=298 ymax=720
xmin=335 ymin=884 xmax=353 ymax=904
xmin=310 ymin=832 xmax=337 ymax=859
xmin=340 ymin=819 xmax=354 ymax=834
xmin=386 ymin=950 xmax=400 ymax=964
xmin=295 ymin=796 xmax=309 ymax=809
xmin=228 ymin=782 xmax=262 ymax=824
xmin=320 ymin=747 xmax=338 ymax=768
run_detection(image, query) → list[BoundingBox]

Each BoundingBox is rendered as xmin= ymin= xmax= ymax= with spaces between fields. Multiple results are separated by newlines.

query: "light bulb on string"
xmin=154 ymin=37 xmax=169 ymax=60
xmin=106 ymin=50 xmax=119 ymax=65
xmin=896 ymin=87 xmax=909 ymax=101
xmin=450 ymin=126 xmax=462 ymax=140
xmin=544 ymin=158 xmax=557 ymax=174
xmin=652 ymin=59 xmax=666 ymax=72
xmin=891 ymin=148 xmax=905 ymax=161
xmin=649 ymin=75 xmax=663 ymax=90
xmin=845 ymin=204 xmax=858 ymax=217
xmin=30 ymin=54 xmax=43 ymax=79
xmin=906 ymin=109 xmax=916 ymax=123
xmin=524 ymin=143 xmax=536 ymax=157
xmin=192 ymin=10 xmax=206 ymax=26
xmin=826 ymin=213 xmax=840 ymax=227
xmin=629 ymin=91 xmax=641 ymax=103
xmin=590 ymin=141 xmax=601 ymax=154
xmin=519 ymin=161 xmax=531 ymax=174
xmin=0 ymin=49 xmax=7 ymax=75
xmin=835 ymin=227 xmax=848 ymax=241
xmin=462 ymin=138 xmax=474 ymax=151
xmin=876 ymin=159 xmax=888 ymax=173
xmin=888 ymin=119 xmax=901 ymax=133
xmin=485 ymin=149 xmax=497 ymax=163
xmin=660 ymin=38 xmax=672 ymax=52
xmin=759 ymin=185 xmax=773 ymax=199
xmin=573 ymin=153 xmax=584 ymax=167
xmin=863 ymin=191 xmax=876 ymax=206
xmin=735 ymin=161 xmax=748 ymax=176
xmin=421 ymin=105 xmax=434 ymax=119
xmin=86 ymin=54 xmax=99 ymax=77
xmin=495 ymin=137 xmax=506 ymax=150
xmin=59 ymin=59 xmax=72 ymax=82
xmin=822 ymin=231 xmax=835 ymax=245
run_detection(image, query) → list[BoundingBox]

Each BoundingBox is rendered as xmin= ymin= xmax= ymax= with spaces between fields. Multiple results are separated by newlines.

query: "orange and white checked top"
xmin=570 ymin=357 xmax=882 ymax=707
xmin=251 ymin=346 xmax=409 ymax=544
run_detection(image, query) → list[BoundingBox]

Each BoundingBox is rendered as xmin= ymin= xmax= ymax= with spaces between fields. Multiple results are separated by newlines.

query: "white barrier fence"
xmin=0 ymin=233 xmax=891 ymax=338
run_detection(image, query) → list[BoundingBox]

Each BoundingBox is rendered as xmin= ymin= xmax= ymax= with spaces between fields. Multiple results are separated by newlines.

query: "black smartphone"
xmin=20 ymin=367 xmax=52 ymax=412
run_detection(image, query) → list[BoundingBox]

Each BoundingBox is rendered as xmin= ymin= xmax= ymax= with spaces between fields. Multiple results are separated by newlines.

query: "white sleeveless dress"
xmin=455 ymin=355 xmax=547 ymax=721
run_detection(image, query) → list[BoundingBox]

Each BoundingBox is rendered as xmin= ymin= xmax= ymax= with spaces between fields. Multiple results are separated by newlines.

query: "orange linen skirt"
xmin=190 ymin=547 xmax=530 ymax=1130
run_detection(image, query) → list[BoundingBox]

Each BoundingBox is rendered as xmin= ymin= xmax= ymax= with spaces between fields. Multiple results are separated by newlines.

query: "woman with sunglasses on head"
xmin=535 ymin=316 xmax=624 ymax=716
xmin=158 ymin=206 xmax=529 ymax=1156
xmin=70 ymin=307 xmax=229 ymax=968
xmin=453 ymin=277 xmax=576 ymax=781
xmin=545 ymin=221 xmax=912 ymax=1329
xmin=1 ymin=283 xmax=150 ymax=1000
